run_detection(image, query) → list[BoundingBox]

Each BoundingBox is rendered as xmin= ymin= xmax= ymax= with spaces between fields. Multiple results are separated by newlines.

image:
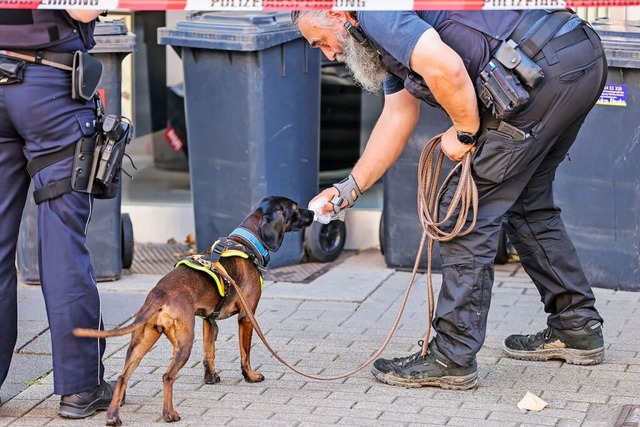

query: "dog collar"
xmin=229 ymin=227 xmax=270 ymax=267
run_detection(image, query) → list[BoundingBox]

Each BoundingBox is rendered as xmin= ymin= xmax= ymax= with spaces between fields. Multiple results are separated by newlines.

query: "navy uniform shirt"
xmin=356 ymin=11 xmax=582 ymax=96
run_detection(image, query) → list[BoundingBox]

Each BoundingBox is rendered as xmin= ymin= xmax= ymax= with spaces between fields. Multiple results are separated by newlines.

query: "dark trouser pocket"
xmin=472 ymin=130 xmax=535 ymax=186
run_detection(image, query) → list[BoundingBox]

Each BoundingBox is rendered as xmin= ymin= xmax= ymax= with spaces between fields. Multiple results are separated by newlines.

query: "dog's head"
xmin=252 ymin=196 xmax=315 ymax=252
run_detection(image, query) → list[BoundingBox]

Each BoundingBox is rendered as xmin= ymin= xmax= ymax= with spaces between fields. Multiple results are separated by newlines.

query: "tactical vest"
xmin=0 ymin=10 xmax=96 ymax=51
xmin=367 ymin=11 xmax=525 ymax=108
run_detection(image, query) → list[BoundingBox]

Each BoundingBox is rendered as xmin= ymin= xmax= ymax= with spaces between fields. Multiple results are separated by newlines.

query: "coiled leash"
xmin=215 ymin=133 xmax=477 ymax=380
xmin=415 ymin=134 xmax=478 ymax=356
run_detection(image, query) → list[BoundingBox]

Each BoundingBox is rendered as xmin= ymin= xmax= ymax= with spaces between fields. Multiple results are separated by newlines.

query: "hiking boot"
xmin=503 ymin=319 xmax=604 ymax=365
xmin=371 ymin=340 xmax=478 ymax=390
xmin=59 ymin=380 xmax=123 ymax=419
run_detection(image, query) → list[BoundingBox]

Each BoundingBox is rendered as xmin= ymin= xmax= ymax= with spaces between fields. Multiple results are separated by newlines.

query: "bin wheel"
xmin=495 ymin=227 xmax=509 ymax=265
xmin=379 ymin=211 xmax=385 ymax=256
xmin=304 ymin=220 xmax=346 ymax=263
xmin=121 ymin=213 xmax=135 ymax=269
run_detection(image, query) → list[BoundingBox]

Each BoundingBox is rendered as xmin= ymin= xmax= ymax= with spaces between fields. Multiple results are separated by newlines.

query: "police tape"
xmin=1 ymin=0 xmax=639 ymax=10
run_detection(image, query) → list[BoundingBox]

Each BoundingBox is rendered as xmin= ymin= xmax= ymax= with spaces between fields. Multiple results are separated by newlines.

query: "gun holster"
xmin=71 ymin=114 xmax=134 ymax=199
xmin=71 ymin=51 xmax=103 ymax=103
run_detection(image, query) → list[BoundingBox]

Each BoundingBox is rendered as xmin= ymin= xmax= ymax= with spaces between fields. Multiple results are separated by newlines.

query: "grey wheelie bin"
xmin=381 ymin=106 xmax=451 ymax=272
xmin=553 ymin=20 xmax=640 ymax=291
xmin=158 ymin=12 xmax=321 ymax=268
xmin=17 ymin=19 xmax=136 ymax=283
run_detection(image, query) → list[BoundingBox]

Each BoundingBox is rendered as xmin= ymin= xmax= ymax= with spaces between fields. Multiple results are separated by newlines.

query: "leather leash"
xmin=213 ymin=134 xmax=477 ymax=379
xmin=415 ymin=134 xmax=478 ymax=356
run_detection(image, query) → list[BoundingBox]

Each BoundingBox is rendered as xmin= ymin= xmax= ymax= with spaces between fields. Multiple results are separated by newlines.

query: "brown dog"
xmin=74 ymin=196 xmax=314 ymax=425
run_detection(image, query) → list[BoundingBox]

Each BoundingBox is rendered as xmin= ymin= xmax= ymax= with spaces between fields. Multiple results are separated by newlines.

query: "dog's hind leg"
xmin=106 ymin=324 xmax=162 ymax=426
xmin=238 ymin=313 xmax=264 ymax=383
xmin=161 ymin=315 xmax=195 ymax=423
xmin=202 ymin=319 xmax=220 ymax=384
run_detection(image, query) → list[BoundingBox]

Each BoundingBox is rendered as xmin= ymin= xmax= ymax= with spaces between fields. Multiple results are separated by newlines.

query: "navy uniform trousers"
xmin=0 ymin=63 xmax=105 ymax=395
xmin=435 ymin=23 xmax=608 ymax=366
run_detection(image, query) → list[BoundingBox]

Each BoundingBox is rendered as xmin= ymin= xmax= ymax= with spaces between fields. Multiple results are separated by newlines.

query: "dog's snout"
xmin=300 ymin=208 xmax=315 ymax=225
xmin=289 ymin=207 xmax=314 ymax=231
xmin=302 ymin=208 xmax=314 ymax=219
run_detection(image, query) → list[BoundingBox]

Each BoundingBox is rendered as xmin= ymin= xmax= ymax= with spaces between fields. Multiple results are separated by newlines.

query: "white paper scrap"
xmin=517 ymin=391 xmax=548 ymax=412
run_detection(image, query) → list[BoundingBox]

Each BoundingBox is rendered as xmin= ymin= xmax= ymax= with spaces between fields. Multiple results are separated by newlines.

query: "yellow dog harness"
xmin=175 ymin=245 xmax=263 ymax=297
xmin=174 ymin=234 xmax=267 ymax=329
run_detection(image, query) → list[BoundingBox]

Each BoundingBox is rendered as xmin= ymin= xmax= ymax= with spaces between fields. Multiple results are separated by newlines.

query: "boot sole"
xmin=502 ymin=345 xmax=605 ymax=365
xmin=371 ymin=366 xmax=477 ymax=390
xmin=59 ymin=399 xmax=111 ymax=419
xmin=59 ymin=393 xmax=125 ymax=419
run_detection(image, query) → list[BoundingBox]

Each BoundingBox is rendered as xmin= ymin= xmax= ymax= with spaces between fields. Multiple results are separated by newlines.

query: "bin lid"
xmin=591 ymin=19 xmax=640 ymax=69
xmin=90 ymin=19 xmax=136 ymax=54
xmin=157 ymin=12 xmax=300 ymax=52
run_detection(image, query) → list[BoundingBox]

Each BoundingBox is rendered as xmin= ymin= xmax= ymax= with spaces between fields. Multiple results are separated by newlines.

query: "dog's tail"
xmin=73 ymin=322 xmax=140 ymax=338
xmin=73 ymin=300 xmax=161 ymax=338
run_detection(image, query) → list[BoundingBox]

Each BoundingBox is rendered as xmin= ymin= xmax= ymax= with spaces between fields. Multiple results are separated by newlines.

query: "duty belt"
xmin=508 ymin=10 xmax=574 ymax=59
xmin=0 ymin=49 xmax=74 ymax=71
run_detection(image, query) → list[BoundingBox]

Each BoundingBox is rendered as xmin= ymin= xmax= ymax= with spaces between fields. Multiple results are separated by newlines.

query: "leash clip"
xmin=211 ymin=239 xmax=227 ymax=255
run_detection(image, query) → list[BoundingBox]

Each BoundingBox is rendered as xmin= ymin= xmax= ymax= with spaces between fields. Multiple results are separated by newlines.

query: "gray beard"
xmin=336 ymin=31 xmax=387 ymax=94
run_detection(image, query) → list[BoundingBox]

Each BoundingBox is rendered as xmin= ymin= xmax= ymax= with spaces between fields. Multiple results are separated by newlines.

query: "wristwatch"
xmin=456 ymin=130 xmax=478 ymax=145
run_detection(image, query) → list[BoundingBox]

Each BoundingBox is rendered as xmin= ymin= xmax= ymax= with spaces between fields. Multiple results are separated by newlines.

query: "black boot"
xmin=503 ymin=320 xmax=604 ymax=365
xmin=371 ymin=340 xmax=478 ymax=390
xmin=59 ymin=380 xmax=124 ymax=419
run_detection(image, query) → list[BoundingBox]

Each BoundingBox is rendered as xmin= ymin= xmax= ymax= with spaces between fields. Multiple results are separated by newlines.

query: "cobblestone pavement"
xmin=1 ymin=249 xmax=639 ymax=426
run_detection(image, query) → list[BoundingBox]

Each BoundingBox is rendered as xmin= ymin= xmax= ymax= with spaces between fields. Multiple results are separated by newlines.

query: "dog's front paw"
xmin=204 ymin=370 xmax=220 ymax=384
xmin=105 ymin=415 xmax=122 ymax=426
xmin=162 ymin=409 xmax=181 ymax=423
xmin=243 ymin=371 xmax=265 ymax=383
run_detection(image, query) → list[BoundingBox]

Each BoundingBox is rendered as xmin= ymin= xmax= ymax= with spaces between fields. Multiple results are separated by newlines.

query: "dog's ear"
xmin=259 ymin=210 xmax=286 ymax=251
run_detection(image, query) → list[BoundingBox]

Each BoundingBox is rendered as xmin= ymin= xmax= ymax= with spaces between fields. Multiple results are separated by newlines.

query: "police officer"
xmin=293 ymin=10 xmax=606 ymax=388
xmin=0 ymin=10 xmax=119 ymax=416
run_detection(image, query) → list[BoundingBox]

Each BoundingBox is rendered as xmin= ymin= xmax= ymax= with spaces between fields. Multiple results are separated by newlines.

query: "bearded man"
xmin=292 ymin=10 xmax=607 ymax=389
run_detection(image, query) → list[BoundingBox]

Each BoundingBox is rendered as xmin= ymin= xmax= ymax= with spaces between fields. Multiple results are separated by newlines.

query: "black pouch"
xmin=71 ymin=51 xmax=103 ymax=102
xmin=476 ymin=60 xmax=530 ymax=121
xmin=0 ymin=56 xmax=26 ymax=85
xmin=493 ymin=40 xmax=544 ymax=88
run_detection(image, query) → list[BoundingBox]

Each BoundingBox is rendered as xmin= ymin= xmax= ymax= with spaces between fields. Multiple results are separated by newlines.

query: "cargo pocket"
xmin=472 ymin=130 xmax=534 ymax=186
xmin=504 ymin=215 xmax=535 ymax=257
xmin=439 ymin=261 xmax=494 ymax=335
xmin=467 ymin=263 xmax=493 ymax=334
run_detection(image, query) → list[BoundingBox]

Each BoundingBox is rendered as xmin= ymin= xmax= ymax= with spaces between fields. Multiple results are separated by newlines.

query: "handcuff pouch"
xmin=71 ymin=51 xmax=103 ymax=103
xmin=493 ymin=40 xmax=544 ymax=88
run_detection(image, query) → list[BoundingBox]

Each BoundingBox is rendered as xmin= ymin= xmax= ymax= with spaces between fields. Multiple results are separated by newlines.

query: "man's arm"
xmin=351 ymin=89 xmax=420 ymax=192
xmin=409 ymin=28 xmax=479 ymax=161
xmin=66 ymin=10 xmax=103 ymax=23
xmin=312 ymin=88 xmax=419 ymax=213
